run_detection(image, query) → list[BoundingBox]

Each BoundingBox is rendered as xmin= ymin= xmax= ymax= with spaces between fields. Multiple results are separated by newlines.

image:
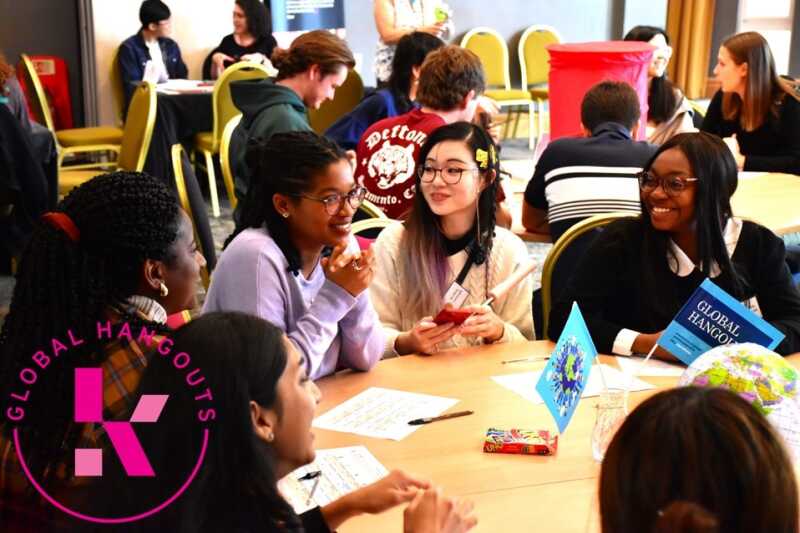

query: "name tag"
xmin=443 ymin=282 xmax=470 ymax=308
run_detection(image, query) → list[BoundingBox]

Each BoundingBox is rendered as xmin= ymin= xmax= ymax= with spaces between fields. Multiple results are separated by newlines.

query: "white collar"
xmin=126 ymin=295 xmax=168 ymax=324
xmin=667 ymin=217 xmax=742 ymax=277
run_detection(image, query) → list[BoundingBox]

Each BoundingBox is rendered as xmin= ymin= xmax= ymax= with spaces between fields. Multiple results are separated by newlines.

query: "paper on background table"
xmin=615 ymin=356 xmax=685 ymax=377
xmin=278 ymin=446 xmax=388 ymax=514
xmin=492 ymin=364 xmax=653 ymax=405
xmin=313 ymin=387 xmax=459 ymax=440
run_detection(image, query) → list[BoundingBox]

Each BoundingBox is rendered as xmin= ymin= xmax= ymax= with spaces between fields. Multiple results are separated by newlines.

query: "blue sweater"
xmin=325 ymin=89 xmax=415 ymax=150
xmin=118 ymin=32 xmax=188 ymax=105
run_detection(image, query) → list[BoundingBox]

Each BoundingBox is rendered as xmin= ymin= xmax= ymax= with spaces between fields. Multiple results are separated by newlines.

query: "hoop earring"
xmin=282 ymin=212 xmax=290 ymax=219
xmin=159 ymin=282 xmax=169 ymax=298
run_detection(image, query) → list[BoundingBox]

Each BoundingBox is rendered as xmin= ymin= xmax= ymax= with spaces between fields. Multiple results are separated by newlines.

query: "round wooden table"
xmin=312 ymin=341 xmax=800 ymax=532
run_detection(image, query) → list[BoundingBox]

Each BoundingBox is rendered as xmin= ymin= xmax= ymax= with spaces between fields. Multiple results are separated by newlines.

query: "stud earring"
xmin=266 ymin=432 xmax=275 ymax=442
xmin=159 ymin=282 xmax=169 ymax=297
xmin=282 ymin=212 xmax=290 ymax=219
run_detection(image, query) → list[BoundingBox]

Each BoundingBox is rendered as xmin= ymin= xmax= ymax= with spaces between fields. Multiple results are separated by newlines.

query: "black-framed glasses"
xmin=418 ymin=165 xmax=480 ymax=185
xmin=636 ymin=171 xmax=698 ymax=196
xmin=292 ymin=186 xmax=367 ymax=215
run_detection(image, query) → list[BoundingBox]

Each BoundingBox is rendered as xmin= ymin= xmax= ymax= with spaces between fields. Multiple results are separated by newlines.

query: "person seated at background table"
xmin=623 ymin=25 xmax=698 ymax=144
xmin=600 ymin=387 xmax=797 ymax=533
xmin=118 ymin=0 xmax=188 ymax=107
xmin=97 ymin=312 xmax=477 ymax=532
xmin=373 ymin=0 xmax=453 ymax=86
xmin=229 ymin=30 xmax=354 ymax=224
xmin=354 ymin=45 xmax=486 ymax=220
xmin=523 ymin=80 xmax=656 ymax=242
xmin=370 ymin=122 xmax=534 ymax=356
xmin=702 ymin=31 xmax=800 ymax=175
xmin=325 ymin=31 xmax=444 ymax=151
xmin=548 ymin=131 xmax=800 ymax=358
xmin=0 ymin=172 xmax=204 ymax=528
xmin=203 ymin=0 xmax=278 ymax=80
xmin=205 ymin=132 xmax=384 ymax=380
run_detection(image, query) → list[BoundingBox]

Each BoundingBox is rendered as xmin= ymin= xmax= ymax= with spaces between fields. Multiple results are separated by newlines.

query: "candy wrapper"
xmin=483 ymin=428 xmax=558 ymax=456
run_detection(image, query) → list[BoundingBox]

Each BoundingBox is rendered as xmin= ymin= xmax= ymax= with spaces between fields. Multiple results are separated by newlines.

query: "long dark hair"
xmin=387 ymin=32 xmax=444 ymax=114
xmin=0 ymin=171 xmax=180 ymax=486
xmin=402 ymin=122 xmax=499 ymax=318
xmin=624 ymin=25 xmax=680 ymax=125
xmin=228 ymin=131 xmax=348 ymax=273
xmin=600 ymin=387 xmax=798 ymax=533
xmin=720 ymin=31 xmax=789 ymax=131
xmin=236 ymin=0 xmax=269 ymax=41
xmin=95 ymin=313 xmax=301 ymax=532
xmin=639 ymin=132 xmax=742 ymax=313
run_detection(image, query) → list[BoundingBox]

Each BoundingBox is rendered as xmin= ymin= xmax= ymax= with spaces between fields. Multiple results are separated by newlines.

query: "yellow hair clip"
xmin=476 ymin=148 xmax=489 ymax=169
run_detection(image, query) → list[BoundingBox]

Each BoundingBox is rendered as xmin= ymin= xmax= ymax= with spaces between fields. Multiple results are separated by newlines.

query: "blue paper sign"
xmin=536 ymin=303 xmax=598 ymax=434
xmin=657 ymin=279 xmax=785 ymax=365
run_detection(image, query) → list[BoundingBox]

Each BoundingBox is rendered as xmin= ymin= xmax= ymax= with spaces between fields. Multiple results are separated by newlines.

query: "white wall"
xmin=92 ymin=0 xmax=233 ymax=126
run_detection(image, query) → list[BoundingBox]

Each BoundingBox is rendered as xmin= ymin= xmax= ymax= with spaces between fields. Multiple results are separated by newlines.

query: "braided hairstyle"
xmin=0 ymin=171 xmax=181 ymax=485
xmin=227 ymin=131 xmax=349 ymax=274
xmin=402 ymin=121 xmax=499 ymax=319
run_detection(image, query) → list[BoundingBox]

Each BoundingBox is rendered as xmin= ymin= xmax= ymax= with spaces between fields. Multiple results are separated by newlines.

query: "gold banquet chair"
xmin=219 ymin=114 xmax=243 ymax=212
xmin=518 ymin=25 xmax=562 ymax=149
xmin=194 ymin=61 xmax=269 ymax=218
xmin=20 ymin=53 xmax=123 ymax=169
xmin=308 ymin=69 xmax=364 ymax=135
xmin=57 ymin=81 xmax=157 ymax=196
xmin=540 ymin=212 xmax=636 ymax=339
xmin=460 ymin=27 xmax=535 ymax=149
xmin=172 ymin=143 xmax=211 ymax=289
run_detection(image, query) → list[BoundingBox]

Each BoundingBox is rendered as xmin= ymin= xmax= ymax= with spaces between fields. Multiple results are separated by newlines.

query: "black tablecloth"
xmin=143 ymin=92 xmax=217 ymax=269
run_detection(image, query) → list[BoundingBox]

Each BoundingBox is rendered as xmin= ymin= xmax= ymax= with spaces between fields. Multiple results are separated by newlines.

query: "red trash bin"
xmin=17 ymin=55 xmax=74 ymax=130
xmin=547 ymin=41 xmax=654 ymax=141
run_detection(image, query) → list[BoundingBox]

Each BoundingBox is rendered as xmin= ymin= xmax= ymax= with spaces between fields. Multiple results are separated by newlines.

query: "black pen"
xmin=408 ymin=410 xmax=474 ymax=425
xmin=298 ymin=470 xmax=322 ymax=505
xmin=297 ymin=470 xmax=321 ymax=482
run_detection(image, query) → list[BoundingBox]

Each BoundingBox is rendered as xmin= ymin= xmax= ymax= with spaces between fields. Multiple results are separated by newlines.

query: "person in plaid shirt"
xmin=0 ymin=171 xmax=204 ymax=528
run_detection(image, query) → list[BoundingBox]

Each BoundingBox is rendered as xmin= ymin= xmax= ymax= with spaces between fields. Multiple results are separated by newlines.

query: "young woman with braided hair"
xmin=0 ymin=171 xmax=205 ymax=525
xmin=370 ymin=122 xmax=534 ymax=356
xmin=203 ymin=130 xmax=384 ymax=380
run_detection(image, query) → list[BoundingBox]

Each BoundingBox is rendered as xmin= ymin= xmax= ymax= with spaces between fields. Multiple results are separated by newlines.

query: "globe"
xmin=678 ymin=343 xmax=800 ymax=462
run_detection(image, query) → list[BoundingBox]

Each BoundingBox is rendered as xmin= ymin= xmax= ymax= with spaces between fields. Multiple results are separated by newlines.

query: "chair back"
xmin=118 ymin=81 xmax=157 ymax=171
xmin=220 ymin=114 xmax=243 ymax=210
xmin=688 ymin=99 xmax=707 ymax=119
xmin=171 ymin=143 xmax=210 ymax=288
xmin=541 ymin=212 xmax=636 ymax=338
xmin=110 ymin=47 xmax=126 ymax=126
xmin=211 ymin=62 xmax=269 ymax=151
xmin=308 ymin=69 xmax=364 ymax=134
xmin=460 ymin=27 xmax=510 ymax=90
xmin=351 ymin=217 xmax=395 ymax=246
xmin=19 ymin=53 xmax=56 ymax=134
xmin=356 ymin=199 xmax=388 ymax=220
xmin=518 ymin=25 xmax=561 ymax=89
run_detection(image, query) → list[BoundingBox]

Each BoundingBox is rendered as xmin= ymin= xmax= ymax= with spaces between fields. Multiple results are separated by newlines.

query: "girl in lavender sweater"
xmin=203 ymin=131 xmax=384 ymax=379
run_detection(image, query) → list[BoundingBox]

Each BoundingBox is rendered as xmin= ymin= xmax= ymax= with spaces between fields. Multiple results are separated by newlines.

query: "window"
xmin=738 ymin=0 xmax=795 ymax=74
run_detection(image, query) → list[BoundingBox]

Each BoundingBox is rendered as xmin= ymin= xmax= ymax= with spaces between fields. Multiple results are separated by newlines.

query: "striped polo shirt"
xmin=525 ymin=122 xmax=657 ymax=242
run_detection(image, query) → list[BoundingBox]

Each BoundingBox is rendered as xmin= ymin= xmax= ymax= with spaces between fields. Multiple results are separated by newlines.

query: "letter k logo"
xmin=73 ymin=368 xmax=167 ymax=477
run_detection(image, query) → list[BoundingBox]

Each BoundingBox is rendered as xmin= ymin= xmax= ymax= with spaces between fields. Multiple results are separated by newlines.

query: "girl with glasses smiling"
xmin=370 ymin=122 xmax=534 ymax=356
xmin=549 ymin=131 xmax=800 ymax=359
xmin=204 ymin=131 xmax=385 ymax=380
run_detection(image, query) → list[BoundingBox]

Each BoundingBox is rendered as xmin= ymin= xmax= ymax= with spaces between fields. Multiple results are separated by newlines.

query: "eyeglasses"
xmin=636 ymin=171 xmax=698 ymax=196
xmin=292 ymin=186 xmax=367 ymax=215
xmin=418 ymin=165 xmax=480 ymax=185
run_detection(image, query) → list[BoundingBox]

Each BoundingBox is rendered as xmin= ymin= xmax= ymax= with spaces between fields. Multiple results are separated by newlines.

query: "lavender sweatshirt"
xmin=202 ymin=227 xmax=385 ymax=379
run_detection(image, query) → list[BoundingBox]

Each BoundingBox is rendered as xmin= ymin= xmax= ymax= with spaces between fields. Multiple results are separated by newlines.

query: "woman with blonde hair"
xmin=702 ymin=31 xmax=800 ymax=174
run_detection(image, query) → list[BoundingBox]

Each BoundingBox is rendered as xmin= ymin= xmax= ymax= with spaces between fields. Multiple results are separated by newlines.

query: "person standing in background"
xmin=373 ymin=0 xmax=453 ymax=85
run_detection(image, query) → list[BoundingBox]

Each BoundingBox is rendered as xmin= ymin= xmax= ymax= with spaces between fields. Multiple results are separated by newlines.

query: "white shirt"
xmin=144 ymin=39 xmax=169 ymax=83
